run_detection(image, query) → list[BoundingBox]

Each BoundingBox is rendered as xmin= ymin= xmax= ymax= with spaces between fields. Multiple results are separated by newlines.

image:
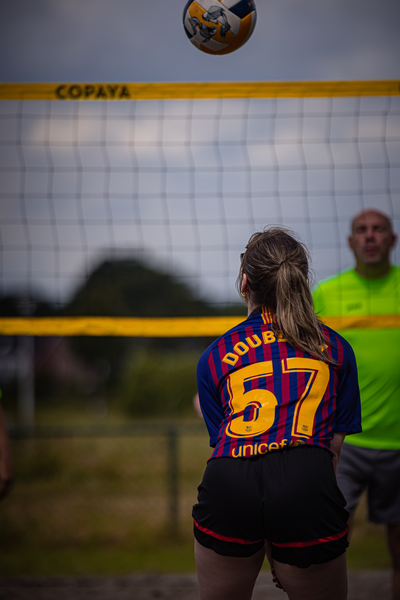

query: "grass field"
xmin=0 ymin=407 xmax=391 ymax=576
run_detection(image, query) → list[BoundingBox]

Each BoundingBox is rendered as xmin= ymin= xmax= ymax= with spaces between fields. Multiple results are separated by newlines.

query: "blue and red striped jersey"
xmin=197 ymin=307 xmax=361 ymax=460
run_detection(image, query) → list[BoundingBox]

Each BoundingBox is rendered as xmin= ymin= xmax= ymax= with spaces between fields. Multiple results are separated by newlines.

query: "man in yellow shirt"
xmin=313 ymin=209 xmax=400 ymax=600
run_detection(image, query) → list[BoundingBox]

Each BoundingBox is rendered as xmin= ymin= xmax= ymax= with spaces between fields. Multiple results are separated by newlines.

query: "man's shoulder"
xmin=313 ymin=264 xmax=400 ymax=317
xmin=313 ymin=268 xmax=355 ymax=294
xmin=390 ymin=264 xmax=400 ymax=277
xmin=385 ymin=265 xmax=400 ymax=292
xmin=313 ymin=269 xmax=362 ymax=316
xmin=315 ymin=264 xmax=400 ymax=290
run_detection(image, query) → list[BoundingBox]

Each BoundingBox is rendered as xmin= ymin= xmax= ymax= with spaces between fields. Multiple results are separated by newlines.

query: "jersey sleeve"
xmin=334 ymin=337 xmax=362 ymax=435
xmin=196 ymin=347 xmax=224 ymax=447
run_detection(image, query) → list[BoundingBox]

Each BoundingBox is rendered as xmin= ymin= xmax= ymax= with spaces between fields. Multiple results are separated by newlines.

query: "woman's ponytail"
xmin=237 ymin=227 xmax=333 ymax=363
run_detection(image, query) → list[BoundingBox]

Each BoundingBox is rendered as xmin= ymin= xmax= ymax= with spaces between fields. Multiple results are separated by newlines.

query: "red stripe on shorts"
xmin=193 ymin=519 xmax=263 ymax=546
xmin=272 ymin=527 xmax=348 ymax=548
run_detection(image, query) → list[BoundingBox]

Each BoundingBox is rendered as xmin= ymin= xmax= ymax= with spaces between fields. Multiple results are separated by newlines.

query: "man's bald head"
xmin=349 ymin=209 xmax=397 ymax=278
xmin=351 ymin=209 xmax=393 ymax=234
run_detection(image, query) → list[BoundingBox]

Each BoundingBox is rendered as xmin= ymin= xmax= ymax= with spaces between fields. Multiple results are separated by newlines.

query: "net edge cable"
xmin=0 ymin=80 xmax=399 ymax=101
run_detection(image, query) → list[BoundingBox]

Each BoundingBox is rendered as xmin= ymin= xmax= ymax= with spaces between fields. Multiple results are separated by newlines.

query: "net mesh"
xmin=0 ymin=83 xmax=399 ymax=314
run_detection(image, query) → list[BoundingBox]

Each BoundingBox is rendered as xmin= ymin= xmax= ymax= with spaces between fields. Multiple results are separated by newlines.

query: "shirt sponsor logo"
xmin=230 ymin=438 xmax=306 ymax=458
xmin=346 ymin=302 xmax=363 ymax=312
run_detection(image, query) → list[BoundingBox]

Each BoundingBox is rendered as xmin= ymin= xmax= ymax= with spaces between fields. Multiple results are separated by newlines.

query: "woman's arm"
xmin=330 ymin=432 xmax=346 ymax=476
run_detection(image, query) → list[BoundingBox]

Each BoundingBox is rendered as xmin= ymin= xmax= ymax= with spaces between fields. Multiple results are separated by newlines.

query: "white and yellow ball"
xmin=183 ymin=0 xmax=257 ymax=55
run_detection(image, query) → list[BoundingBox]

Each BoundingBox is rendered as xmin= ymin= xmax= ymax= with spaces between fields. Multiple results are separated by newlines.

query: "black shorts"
xmin=192 ymin=446 xmax=349 ymax=568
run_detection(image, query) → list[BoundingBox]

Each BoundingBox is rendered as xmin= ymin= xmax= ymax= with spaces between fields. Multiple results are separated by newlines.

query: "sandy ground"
xmin=0 ymin=571 xmax=391 ymax=600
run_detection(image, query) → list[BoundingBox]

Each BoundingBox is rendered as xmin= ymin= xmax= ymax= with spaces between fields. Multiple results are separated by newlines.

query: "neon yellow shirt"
xmin=313 ymin=266 xmax=400 ymax=450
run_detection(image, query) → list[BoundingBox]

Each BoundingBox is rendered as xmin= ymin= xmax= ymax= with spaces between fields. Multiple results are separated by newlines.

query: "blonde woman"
xmin=193 ymin=227 xmax=361 ymax=600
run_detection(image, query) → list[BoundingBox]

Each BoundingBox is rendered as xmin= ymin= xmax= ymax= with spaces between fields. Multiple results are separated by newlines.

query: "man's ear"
xmin=348 ymin=235 xmax=354 ymax=251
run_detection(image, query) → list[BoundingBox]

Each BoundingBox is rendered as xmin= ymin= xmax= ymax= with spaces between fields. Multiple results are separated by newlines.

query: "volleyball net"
xmin=0 ymin=80 xmax=399 ymax=338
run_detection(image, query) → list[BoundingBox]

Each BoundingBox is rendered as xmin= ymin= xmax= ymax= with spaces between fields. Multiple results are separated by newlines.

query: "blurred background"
xmin=0 ymin=0 xmax=399 ymax=578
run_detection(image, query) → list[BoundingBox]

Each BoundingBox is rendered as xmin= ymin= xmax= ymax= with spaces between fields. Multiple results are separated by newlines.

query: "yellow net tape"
xmin=0 ymin=80 xmax=399 ymax=101
xmin=323 ymin=315 xmax=400 ymax=330
xmin=0 ymin=316 xmax=244 ymax=337
xmin=0 ymin=315 xmax=399 ymax=337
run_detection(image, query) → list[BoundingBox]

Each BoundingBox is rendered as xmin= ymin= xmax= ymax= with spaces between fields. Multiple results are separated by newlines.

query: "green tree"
xmin=62 ymin=258 xmax=243 ymax=389
xmin=120 ymin=349 xmax=199 ymax=417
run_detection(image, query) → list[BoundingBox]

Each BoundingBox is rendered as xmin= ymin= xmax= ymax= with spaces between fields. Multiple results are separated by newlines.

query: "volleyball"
xmin=183 ymin=0 xmax=257 ymax=55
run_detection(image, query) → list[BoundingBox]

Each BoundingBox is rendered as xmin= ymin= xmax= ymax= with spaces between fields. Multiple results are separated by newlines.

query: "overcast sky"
xmin=0 ymin=1 xmax=399 ymax=307
xmin=1 ymin=0 xmax=399 ymax=83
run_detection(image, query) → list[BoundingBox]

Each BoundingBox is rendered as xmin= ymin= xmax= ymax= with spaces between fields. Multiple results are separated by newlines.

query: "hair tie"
xmin=278 ymin=260 xmax=288 ymax=269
